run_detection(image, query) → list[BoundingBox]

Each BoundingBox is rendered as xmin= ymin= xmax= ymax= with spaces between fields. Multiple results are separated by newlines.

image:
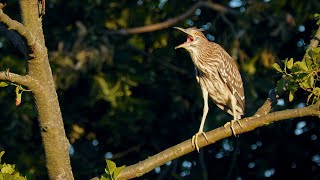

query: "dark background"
xmin=0 ymin=0 xmax=319 ymax=179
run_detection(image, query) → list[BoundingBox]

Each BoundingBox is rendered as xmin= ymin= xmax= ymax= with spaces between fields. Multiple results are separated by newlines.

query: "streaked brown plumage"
xmin=174 ymin=27 xmax=245 ymax=152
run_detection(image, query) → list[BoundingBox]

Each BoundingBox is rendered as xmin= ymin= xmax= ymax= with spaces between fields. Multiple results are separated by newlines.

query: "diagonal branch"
xmin=0 ymin=8 xmax=39 ymax=56
xmin=117 ymin=102 xmax=320 ymax=179
xmin=106 ymin=1 xmax=238 ymax=35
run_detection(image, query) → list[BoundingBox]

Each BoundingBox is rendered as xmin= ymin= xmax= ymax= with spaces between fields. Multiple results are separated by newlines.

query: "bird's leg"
xmin=192 ymin=87 xmax=209 ymax=152
xmin=223 ymin=95 xmax=242 ymax=135
xmin=231 ymin=95 xmax=242 ymax=135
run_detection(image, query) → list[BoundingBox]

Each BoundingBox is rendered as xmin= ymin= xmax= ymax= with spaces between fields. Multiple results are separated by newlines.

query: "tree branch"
xmin=0 ymin=71 xmax=36 ymax=88
xmin=0 ymin=8 xmax=40 ymax=56
xmin=106 ymin=1 xmax=238 ymax=35
xmin=117 ymin=102 xmax=320 ymax=179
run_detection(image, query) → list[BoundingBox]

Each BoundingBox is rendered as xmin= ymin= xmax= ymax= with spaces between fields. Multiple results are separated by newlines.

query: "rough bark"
xmin=0 ymin=1 xmax=74 ymax=179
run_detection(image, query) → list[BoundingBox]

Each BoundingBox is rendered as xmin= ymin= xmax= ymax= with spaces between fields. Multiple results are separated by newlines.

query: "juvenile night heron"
xmin=174 ymin=27 xmax=245 ymax=152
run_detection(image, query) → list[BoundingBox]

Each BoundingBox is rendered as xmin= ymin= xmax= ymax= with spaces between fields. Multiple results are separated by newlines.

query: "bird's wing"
xmin=216 ymin=47 xmax=245 ymax=113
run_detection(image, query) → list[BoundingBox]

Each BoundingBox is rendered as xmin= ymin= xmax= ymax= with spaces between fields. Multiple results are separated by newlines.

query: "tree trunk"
xmin=20 ymin=0 xmax=74 ymax=179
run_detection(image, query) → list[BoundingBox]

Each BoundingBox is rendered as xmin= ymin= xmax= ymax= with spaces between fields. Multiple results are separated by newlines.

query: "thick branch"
xmin=107 ymin=1 xmax=238 ymax=35
xmin=0 ymin=71 xmax=36 ymax=88
xmin=118 ymin=103 xmax=320 ymax=179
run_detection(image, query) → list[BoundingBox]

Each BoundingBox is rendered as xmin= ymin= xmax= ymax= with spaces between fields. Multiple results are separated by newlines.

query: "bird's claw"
xmin=191 ymin=131 xmax=208 ymax=152
xmin=224 ymin=120 xmax=242 ymax=135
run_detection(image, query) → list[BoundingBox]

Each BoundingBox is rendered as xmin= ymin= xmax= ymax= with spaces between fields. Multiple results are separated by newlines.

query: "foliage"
xmin=100 ymin=160 xmax=125 ymax=180
xmin=0 ymin=151 xmax=26 ymax=180
xmin=273 ymin=46 xmax=320 ymax=104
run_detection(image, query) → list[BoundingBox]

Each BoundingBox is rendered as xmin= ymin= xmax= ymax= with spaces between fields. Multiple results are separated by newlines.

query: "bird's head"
xmin=174 ymin=27 xmax=207 ymax=50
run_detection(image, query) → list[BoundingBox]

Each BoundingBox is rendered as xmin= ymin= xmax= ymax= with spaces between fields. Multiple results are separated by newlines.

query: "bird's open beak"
xmin=174 ymin=27 xmax=193 ymax=49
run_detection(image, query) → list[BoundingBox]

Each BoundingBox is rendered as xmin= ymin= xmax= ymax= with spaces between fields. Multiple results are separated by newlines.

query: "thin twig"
xmin=106 ymin=1 xmax=238 ymax=35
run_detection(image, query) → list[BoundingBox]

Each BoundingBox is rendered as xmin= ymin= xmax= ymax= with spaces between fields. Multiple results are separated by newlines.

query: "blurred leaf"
xmin=289 ymin=91 xmax=294 ymax=102
xmin=0 ymin=82 xmax=8 ymax=87
xmin=1 ymin=164 xmax=15 ymax=174
xmin=276 ymin=78 xmax=287 ymax=93
xmin=0 ymin=152 xmax=4 ymax=162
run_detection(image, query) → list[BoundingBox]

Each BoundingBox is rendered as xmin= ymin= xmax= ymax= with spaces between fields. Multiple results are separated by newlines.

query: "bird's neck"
xmin=188 ymin=41 xmax=217 ymax=71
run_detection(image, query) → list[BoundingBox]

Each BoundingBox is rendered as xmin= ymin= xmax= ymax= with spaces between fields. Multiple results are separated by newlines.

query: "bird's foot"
xmin=224 ymin=119 xmax=242 ymax=136
xmin=191 ymin=131 xmax=208 ymax=152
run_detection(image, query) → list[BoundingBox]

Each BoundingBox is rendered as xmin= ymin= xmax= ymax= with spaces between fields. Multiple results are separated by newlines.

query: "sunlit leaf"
xmin=313 ymin=87 xmax=320 ymax=96
xmin=0 ymin=152 xmax=4 ymax=162
xmin=114 ymin=165 xmax=126 ymax=179
xmin=305 ymin=58 xmax=313 ymax=68
xmin=100 ymin=176 xmax=111 ymax=180
xmin=289 ymin=91 xmax=294 ymax=102
xmin=308 ymin=75 xmax=314 ymax=88
xmin=294 ymin=61 xmax=308 ymax=71
xmin=287 ymin=58 xmax=293 ymax=69
xmin=105 ymin=160 xmax=117 ymax=175
xmin=299 ymin=80 xmax=310 ymax=89
xmin=272 ymin=63 xmax=282 ymax=72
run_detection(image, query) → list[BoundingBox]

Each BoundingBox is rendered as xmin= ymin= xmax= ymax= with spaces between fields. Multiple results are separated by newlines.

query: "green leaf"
xmin=313 ymin=87 xmax=320 ymax=96
xmin=0 ymin=82 xmax=8 ymax=87
xmin=276 ymin=79 xmax=287 ymax=93
xmin=0 ymin=151 xmax=4 ymax=163
xmin=289 ymin=91 xmax=294 ymax=102
xmin=300 ymin=80 xmax=310 ymax=89
xmin=100 ymin=175 xmax=111 ymax=180
xmin=305 ymin=58 xmax=313 ymax=69
xmin=294 ymin=61 xmax=308 ymax=71
xmin=105 ymin=160 xmax=117 ymax=176
xmin=114 ymin=165 xmax=126 ymax=180
xmin=287 ymin=58 xmax=293 ymax=69
xmin=308 ymin=75 xmax=314 ymax=88
xmin=272 ymin=63 xmax=282 ymax=72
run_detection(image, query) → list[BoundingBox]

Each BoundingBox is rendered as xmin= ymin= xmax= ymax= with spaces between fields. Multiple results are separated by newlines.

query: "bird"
xmin=174 ymin=27 xmax=245 ymax=152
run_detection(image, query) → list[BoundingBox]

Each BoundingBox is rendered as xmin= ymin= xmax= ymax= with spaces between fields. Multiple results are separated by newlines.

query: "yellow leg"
xmin=224 ymin=95 xmax=242 ymax=135
xmin=192 ymin=87 xmax=209 ymax=152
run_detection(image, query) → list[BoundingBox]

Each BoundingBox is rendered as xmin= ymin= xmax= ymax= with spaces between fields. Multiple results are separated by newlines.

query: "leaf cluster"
xmin=0 ymin=151 xmax=26 ymax=180
xmin=273 ymin=47 xmax=320 ymax=104
xmin=100 ymin=160 xmax=125 ymax=180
